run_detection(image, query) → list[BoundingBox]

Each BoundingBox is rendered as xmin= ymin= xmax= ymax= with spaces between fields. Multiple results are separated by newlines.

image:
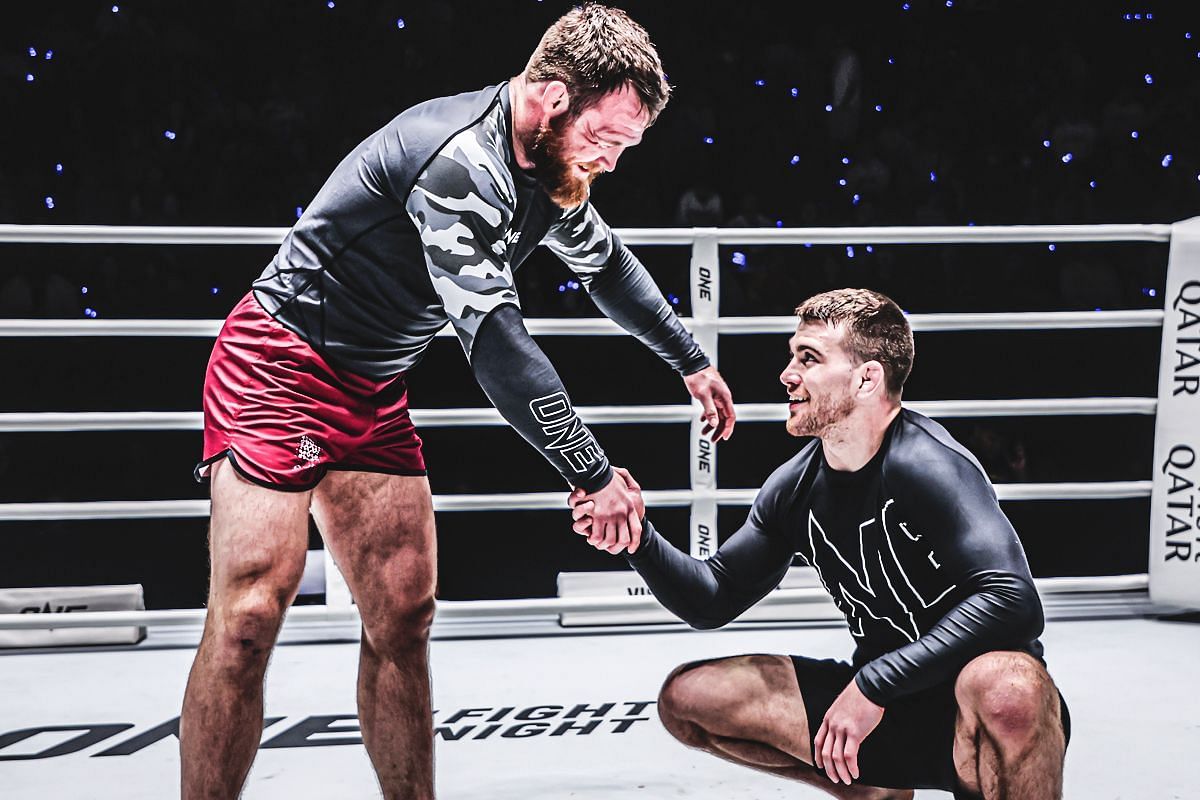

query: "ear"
xmin=856 ymin=361 xmax=887 ymax=399
xmin=541 ymin=80 xmax=570 ymax=121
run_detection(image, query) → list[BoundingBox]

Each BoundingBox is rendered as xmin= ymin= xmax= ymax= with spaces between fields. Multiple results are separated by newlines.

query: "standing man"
xmin=572 ymin=289 xmax=1068 ymax=799
xmin=181 ymin=5 xmax=734 ymax=798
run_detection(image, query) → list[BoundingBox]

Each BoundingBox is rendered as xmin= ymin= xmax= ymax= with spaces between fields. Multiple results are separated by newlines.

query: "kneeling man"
xmin=571 ymin=288 xmax=1069 ymax=800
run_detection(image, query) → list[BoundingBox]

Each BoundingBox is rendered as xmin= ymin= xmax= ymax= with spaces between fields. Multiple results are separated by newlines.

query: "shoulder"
xmin=402 ymin=85 xmax=515 ymax=208
xmin=753 ymin=439 xmax=822 ymax=520
xmin=884 ymin=409 xmax=994 ymax=499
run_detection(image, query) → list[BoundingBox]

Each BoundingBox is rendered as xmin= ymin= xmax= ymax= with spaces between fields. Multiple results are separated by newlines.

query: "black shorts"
xmin=792 ymin=655 xmax=1071 ymax=797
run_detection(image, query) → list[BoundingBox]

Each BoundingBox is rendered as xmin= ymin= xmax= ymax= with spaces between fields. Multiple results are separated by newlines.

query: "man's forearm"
xmin=585 ymin=235 xmax=708 ymax=375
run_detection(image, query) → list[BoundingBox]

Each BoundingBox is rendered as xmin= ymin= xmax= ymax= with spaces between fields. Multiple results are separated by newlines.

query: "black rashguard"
xmin=628 ymin=409 xmax=1045 ymax=706
xmin=251 ymin=83 xmax=708 ymax=492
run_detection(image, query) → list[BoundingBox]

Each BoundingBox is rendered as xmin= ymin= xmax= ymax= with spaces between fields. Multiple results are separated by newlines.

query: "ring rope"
xmin=0 ymin=574 xmax=1152 ymax=631
xmin=0 ymin=398 xmax=1159 ymax=433
xmin=0 ymin=481 xmax=1154 ymax=522
xmin=0 ymin=223 xmax=1172 ymax=246
xmin=0 ymin=310 xmax=1165 ymax=339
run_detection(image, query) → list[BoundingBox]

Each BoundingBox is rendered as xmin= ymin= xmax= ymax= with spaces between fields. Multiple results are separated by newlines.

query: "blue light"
xmin=25 ymin=73 xmax=34 ymax=82
xmin=396 ymin=18 xmax=406 ymax=29
xmin=1144 ymin=73 xmax=1153 ymax=85
xmin=754 ymin=79 xmax=765 ymax=87
xmin=28 ymin=47 xmax=37 ymax=57
xmin=929 ymin=171 xmax=937 ymax=182
xmin=327 ymin=1 xmax=335 ymax=7
xmin=838 ymin=178 xmax=847 ymax=186
xmin=295 ymin=206 xmax=304 ymax=218
xmin=790 ymin=87 xmax=799 ymax=98
xmin=55 ymin=163 xmax=62 ymax=173
xmin=1146 ymin=12 xmax=1153 ymax=19
xmin=852 ymin=193 xmax=861 ymax=205
xmin=1061 ymin=152 xmax=1073 ymax=163
xmin=1131 ymin=130 xmax=1139 ymax=139
xmin=111 ymin=5 xmax=118 ymax=12
xmin=1187 ymin=32 xmax=1193 ymax=40
xmin=874 ymin=104 xmax=883 ymax=112
xmin=1095 ymin=307 xmax=1103 ymax=312
xmin=1089 ymin=180 xmax=1097 ymax=189
xmin=866 ymin=245 xmax=874 ymax=253
xmin=946 ymin=0 xmax=953 ymax=6
xmin=668 ymin=294 xmax=680 ymax=305
xmin=804 ymin=243 xmax=813 ymax=248
xmin=81 ymin=286 xmax=88 ymax=295
xmin=841 ymin=156 xmax=850 ymax=165
xmin=211 ymin=287 xmax=220 ymax=295
xmin=731 ymin=251 xmax=746 ymax=266
xmin=1162 ymin=154 xmax=1173 ymax=167
xmin=44 ymin=196 xmax=54 ymax=208
xmin=1149 ymin=288 xmax=1157 ymax=297
xmin=902 ymin=2 xmax=910 ymax=9
xmin=824 ymin=104 xmax=833 ymax=112
xmin=164 ymin=130 xmax=176 ymax=140
xmin=1042 ymin=139 xmax=1051 ymax=148
xmin=568 ymin=280 xmax=580 ymax=290
xmin=44 ymin=50 xmax=53 ymax=60
xmin=85 ymin=308 xmax=98 ymax=318
xmin=887 ymin=57 xmax=895 ymax=65
xmin=703 ymin=136 xmax=714 ymax=144
xmin=558 ymin=284 xmax=566 ymax=293
xmin=1124 ymin=13 xmax=1132 ymax=20
xmin=775 ymin=220 xmax=784 ymax=228
xmin=1048 ymin=244 xmax=1056 ymax=252
xmin=790 ymin=155 xmax=800 ymax=165
xmin=1134 ymin=13 xmax=1142 ymax=20
xmin=846 ymin=246 xmax=855 ymax=258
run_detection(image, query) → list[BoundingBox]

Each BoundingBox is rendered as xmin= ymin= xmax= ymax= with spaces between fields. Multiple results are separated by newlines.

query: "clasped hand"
xmin=568 ymin=467 xmax=645 ymax=554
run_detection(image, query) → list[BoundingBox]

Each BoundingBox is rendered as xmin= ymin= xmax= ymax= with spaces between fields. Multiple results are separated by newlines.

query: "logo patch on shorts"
xmin=296 ymin=435 xmax=323 ymax=465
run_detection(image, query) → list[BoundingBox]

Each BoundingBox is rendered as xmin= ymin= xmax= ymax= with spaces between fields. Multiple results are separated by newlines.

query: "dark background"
xmin=2 ymin=1 xmax=1197 ymax=606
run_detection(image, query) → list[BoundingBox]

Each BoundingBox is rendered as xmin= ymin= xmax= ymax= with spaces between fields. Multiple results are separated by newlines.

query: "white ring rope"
xmin=0 ymin=310 xmax=1165 ymax=338
xmin=0 ymin=574 xmax=1152 ymax=631
xmin=0 ymin=482 xmax=1154 ymax=522
xmin=0 ymin=223 xmax=1172 ymax=245
xmin=0 ymin=398 xmax=1158 ymax=433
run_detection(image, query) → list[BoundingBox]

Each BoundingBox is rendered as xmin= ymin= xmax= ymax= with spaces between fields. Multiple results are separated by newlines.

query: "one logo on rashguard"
xmin=503 ymin=229 xmax=522 ymax=247
xmin=296 ymin=435 xmax=323 ymax=465
xmin=529 ymin=392 xmax=602 ymax=473
xmin=804 ymin=499 xmax=956 ymax=643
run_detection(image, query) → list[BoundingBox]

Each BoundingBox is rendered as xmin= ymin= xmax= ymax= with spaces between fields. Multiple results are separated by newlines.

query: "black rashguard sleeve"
xmin=470 ymin=304 xmax=613 ymax=493
xmin=583 ymin=235 xmax=709 ymax=376
xmin=854 ymin=455 xmax=1045 ymax=706
xmin=626 ymin=496 xmax=795 ymax=629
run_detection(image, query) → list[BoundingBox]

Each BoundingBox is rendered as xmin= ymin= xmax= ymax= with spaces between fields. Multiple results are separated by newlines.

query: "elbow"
xmin=687 ymin=616 xmax=729 ymax=631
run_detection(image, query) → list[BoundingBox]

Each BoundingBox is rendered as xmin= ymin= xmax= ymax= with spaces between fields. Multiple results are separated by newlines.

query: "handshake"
xmin=569 ymin=467 xmax=646 ymax=555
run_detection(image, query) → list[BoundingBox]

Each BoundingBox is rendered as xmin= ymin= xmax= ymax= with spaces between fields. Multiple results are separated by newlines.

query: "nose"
xmin=598 ymin=147 xmax=624 ymax=173
xmin=780 ymin=361 xmax=797 ymax=388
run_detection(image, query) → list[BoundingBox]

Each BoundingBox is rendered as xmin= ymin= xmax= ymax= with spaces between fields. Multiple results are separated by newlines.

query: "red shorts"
xmin=196 ymin=292 xmax=426 ymax=490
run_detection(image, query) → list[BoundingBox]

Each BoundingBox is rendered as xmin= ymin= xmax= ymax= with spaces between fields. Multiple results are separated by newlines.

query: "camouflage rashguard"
xmin=252 ymin=83 xmax=708 ymax=492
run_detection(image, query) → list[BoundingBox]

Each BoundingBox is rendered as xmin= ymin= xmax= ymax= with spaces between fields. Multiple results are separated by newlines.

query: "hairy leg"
xmin=658 ymin=655 xmax=913 ymax=800
xmin=953 ymin=651 xmax=1066 ymax=799
xmin=180 ymin=459 xmax=311 ymax=799
xmin=311 ymin=471 xmax=436 ymax=800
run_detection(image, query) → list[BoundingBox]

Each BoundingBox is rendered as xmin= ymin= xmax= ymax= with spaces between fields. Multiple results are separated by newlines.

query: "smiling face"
xmin=523 ymin=84 xmax=648 ymax=208
xmin=779 ymin=322 xmax=861 ymax=438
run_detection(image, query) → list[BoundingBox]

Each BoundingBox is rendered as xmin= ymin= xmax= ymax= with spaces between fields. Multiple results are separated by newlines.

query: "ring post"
xmin=689 ymin=229 xmax=720 ymax=558
xmin=1149 ymin=216 xmax=1200 ymax=609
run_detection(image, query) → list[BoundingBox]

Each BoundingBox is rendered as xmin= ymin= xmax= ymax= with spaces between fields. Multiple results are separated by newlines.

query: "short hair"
xmin=794 ymin=288 xmax=914 ymax=397
xmin=524 ymin=3 xmax=670 ymax=123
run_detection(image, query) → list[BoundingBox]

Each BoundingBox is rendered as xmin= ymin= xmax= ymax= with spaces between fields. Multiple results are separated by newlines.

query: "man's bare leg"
xmin=657 ymin=655 xmax=913 ymax=800
xmin=311 ymin=471 xmax=437 ymax=800
xmin=180 ymin=459 xmax=311 ymax=799
xmin=952 ymin=652 xmax=1066 ymax=799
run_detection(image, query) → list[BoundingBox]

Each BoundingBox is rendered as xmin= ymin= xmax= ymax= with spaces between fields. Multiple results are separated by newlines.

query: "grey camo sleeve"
xmin=406 ymin=132 xmax=613 ymax=492
xmin=542 ymin=203 xmax=709 ymax=375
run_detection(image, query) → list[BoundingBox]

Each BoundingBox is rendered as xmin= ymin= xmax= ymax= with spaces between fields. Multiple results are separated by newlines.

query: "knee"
xmin=957 ymin=652 xmax=1057 ymax=743
xmin=657 ymin=660 xmax=729 ymax=743
xmin=212 ymin=585 xmax=293 ymax=662
xmin=363 ymin=593 xmax=436 ymax=661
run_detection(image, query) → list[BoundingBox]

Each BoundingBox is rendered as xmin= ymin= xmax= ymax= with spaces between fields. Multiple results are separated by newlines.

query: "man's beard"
xmin=524 ymin=115 xmax=600 ymax=208
xmin=785 ymin=386 xmax=856 ymax=438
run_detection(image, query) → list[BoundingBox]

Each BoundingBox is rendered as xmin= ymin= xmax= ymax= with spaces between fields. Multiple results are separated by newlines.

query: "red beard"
xmin=525 ymin=115 xmax=600 ymax=208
